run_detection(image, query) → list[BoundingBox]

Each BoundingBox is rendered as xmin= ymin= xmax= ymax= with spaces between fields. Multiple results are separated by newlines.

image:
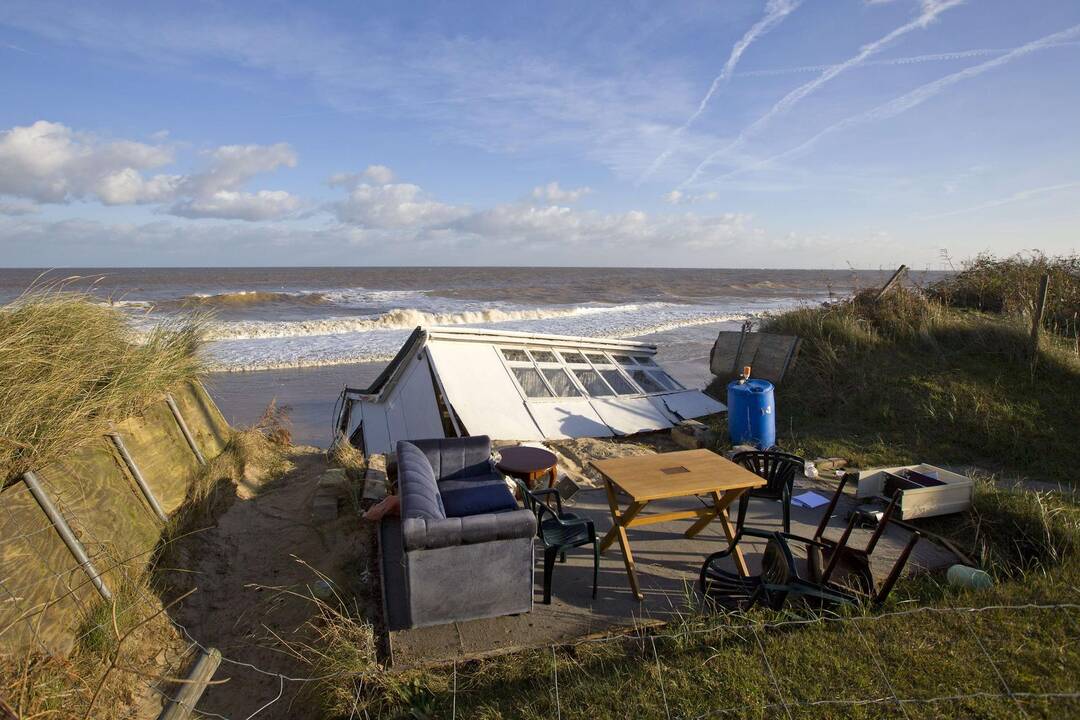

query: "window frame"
xmin=496 ymin=344 xmax=681 ymax=402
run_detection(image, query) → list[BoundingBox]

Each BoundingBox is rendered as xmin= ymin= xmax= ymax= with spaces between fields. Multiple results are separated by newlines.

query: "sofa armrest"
xmin=402 ymin=509 xmax=536 ymax=551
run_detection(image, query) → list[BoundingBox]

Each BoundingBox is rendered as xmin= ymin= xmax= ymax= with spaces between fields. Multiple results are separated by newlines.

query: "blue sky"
xmin=0 ymin=0 xmax=1077 ymax=268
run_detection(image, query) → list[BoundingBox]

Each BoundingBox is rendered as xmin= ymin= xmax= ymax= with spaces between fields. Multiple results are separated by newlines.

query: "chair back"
xmin=732 ymin=450 xmax=804 ymax=496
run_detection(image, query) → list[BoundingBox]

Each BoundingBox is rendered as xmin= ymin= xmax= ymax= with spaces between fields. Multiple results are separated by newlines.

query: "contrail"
xmin=709 ymin=23 xmax=1080 ymax=185
xmin=736 ymin=41 xmax=1080 ymax=77
xmin=677 ymin=0 xmax=964 ymax=191
xmin=920 ymin=181 xmax=1080 ymax=220
xmin=637 ymin=0 xmax=802 ymax=183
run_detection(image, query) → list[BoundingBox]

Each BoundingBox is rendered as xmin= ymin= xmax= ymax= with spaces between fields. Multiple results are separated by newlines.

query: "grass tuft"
xmin=0 ymin=288 xmax=205 ymax=484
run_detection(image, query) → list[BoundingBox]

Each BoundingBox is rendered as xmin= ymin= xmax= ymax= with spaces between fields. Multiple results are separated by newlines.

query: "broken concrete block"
xmin=318 ymin=468 xmax=348 ymax=490
xmin=312 ymin=493 xmax=339 ymax=523
xmin=672 ymin=420 xmax=719 ymax=450
xmin=362 ymin=478 xmax=387 ymax=502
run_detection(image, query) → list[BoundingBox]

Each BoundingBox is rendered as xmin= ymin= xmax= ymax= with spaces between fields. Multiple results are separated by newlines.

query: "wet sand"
xmin=208 ymin=321 xmax=737 ymax=447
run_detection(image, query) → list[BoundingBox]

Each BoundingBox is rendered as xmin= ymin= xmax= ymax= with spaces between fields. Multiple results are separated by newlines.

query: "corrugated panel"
xmin=526 ymin=400 xmax=614 ymax=439
xmin=427 ymin=341 xmax=544 ymax=442
xmin=654 ymin=391 xmax=727 ymax=421
xmin=588 ymin=397 xmax=673 ymax=435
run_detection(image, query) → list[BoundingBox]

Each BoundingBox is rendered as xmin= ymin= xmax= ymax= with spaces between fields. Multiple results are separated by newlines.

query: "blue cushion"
xmin=397 ymin=441 xmax=446 ymax=520
xmin=441 ymin=483 xmax=518 ymax=518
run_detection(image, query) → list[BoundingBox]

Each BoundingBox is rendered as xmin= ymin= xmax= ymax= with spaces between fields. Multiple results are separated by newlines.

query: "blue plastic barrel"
xmin=727 ymin=379 xmax=776 ymax=449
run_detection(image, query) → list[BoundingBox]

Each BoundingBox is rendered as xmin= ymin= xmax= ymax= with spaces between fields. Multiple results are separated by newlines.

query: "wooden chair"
xmin=700 ymin=474 xmax=921 ymax=610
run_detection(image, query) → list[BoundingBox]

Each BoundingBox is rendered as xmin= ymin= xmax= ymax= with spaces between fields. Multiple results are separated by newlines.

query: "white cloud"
xmin=170 ymin=189 xmax=303 ymax=221
xmin=333 ymin=179 xmax=468 ymax=229
xmin=362 ymin=164 xmax=395 ymax=185
xmin=664 ymin=189 xmax=719 ymax=205
xmin=0 ymin=120 xmax=301 ymax=221
xmin=328 ymin=168 xmax=753 ymax=252
xmin=0 ymin=199 xmax=39 ymax=216
xmin=328 ymin=164 xmax=396 ymax=189
xmin=531 ymin=182 xmax=591 ymax=204
xmin=0 ymin=120 xmax=174 ymax=203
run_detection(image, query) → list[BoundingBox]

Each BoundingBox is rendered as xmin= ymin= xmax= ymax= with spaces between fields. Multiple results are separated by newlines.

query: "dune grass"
xmin=0 ymin=288 xmax=205 ymax=484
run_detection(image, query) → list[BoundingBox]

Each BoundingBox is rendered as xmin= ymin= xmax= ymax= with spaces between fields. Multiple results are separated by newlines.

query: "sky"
xmin=0 ymin=0 xmax=1078 ymax=269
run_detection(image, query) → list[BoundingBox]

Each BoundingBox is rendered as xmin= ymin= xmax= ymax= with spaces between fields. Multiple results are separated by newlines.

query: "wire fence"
xmin=3 ymin=522 xmax=1079 ymax=720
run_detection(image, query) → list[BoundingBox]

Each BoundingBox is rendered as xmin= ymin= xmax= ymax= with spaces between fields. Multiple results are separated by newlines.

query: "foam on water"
xmin=202 ymin=296 xmax=804 ymax=371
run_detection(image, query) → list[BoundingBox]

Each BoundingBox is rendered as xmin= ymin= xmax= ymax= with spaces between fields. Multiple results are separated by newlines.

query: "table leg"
xmin=715 ymin=490 xmax=751 ymax=577
xmin=601 ymin=480 xmax=644 ymax=601
xmin=685 ymin=490 xmax=740 ymax=538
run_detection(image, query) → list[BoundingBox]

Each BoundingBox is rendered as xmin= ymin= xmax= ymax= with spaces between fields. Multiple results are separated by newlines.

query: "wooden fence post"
xmin=1029 ymin=273 xmax=1051 ymax=359
xmin=876 ymin=264 xmax=909 ymax=302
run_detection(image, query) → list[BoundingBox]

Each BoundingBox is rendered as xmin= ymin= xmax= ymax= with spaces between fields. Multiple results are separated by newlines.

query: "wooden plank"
xmin=602 ymin=480 xmax=643 ymax=600
xmin=876 ymin=264 xmax=909 ymax=301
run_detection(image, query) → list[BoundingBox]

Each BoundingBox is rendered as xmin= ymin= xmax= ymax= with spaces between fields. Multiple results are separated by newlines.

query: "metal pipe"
xmin=166 ymin=393 xmax=206 ymax=466
xmin=156 ymin=647 xmax=222 ymax=720
xmin=109 ymin=432 xmax=168 ymax=523
xmin=22 ymin=471 xmax=112 ymax=601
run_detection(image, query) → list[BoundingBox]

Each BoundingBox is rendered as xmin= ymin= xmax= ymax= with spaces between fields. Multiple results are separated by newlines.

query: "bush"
xmin=930 ymin=251 xmax=1080 ymax=337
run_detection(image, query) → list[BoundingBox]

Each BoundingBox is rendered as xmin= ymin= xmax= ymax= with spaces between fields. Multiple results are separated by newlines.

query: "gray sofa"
xmin=379 ymin=436 xmax=536 ymax=630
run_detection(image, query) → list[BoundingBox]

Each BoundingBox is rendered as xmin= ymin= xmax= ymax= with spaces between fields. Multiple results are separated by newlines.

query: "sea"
xmin=0 ymin=267 xmax=932 ymax=447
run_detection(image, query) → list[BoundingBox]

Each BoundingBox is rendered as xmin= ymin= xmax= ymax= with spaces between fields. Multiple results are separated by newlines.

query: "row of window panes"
xmin=501 ymin=346 xmax=682 ymax=399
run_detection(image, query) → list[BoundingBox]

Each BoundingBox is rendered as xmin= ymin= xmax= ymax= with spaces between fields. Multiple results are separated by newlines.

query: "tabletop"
xmin=590 ymin=449 xmax=765 ymax=502
xmin=496 ymin=445 xmax=558 ymax=474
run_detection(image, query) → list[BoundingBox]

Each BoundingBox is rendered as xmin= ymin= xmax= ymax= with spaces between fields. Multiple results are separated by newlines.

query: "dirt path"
xmin=165 ymin=448 xmax=371 ymax=720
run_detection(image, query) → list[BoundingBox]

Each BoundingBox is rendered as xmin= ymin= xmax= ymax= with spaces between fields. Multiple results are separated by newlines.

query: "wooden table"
xmin=496 ymin=445 xmax=559 ymax=490
xmin=590 ymin=449 xmax=766 ymax=600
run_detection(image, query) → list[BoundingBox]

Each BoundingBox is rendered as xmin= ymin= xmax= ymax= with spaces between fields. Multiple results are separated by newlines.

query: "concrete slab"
xmin=386 ymin=476 xmax=958 ymax=668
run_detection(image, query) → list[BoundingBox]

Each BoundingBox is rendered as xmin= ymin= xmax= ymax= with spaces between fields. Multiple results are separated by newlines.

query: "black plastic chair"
xmin=515 ymin=479 xmax=599 ymax=604
xmin=732 ymin=450 xmax=804 ymax=534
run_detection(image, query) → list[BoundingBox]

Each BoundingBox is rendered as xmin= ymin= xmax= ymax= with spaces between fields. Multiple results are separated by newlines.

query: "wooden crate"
xmin=854 ymin=464 xmax=973 ymax=520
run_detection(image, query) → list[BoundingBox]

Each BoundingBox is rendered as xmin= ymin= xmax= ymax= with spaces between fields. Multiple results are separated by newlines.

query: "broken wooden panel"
xmin=710 ymin=330 xmax=801 ymax=384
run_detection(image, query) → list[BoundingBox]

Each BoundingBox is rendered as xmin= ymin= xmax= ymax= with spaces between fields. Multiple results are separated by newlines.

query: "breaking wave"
xmin=203 ymin=303 xmax=657 ymax=341
xmin=172 ymin=290 xmax=330 ymax=309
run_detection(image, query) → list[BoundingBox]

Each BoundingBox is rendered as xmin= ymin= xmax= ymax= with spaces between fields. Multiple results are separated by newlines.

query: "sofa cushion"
xmin=411 ymin=436 xmax=493 ymax=481
xmin=437 ymin=472 xmax=508 ymax=494
xmin=397 ymin=441 xmax=445 ymax=520
xmin=441 ymin=483 xmax=518 ymax=518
